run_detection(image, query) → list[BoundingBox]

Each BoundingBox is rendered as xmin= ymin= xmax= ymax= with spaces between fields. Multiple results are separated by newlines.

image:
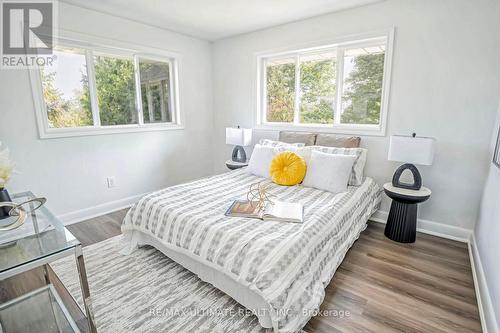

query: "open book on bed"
xmin=225 ymin=200 xmax=303 ymax=223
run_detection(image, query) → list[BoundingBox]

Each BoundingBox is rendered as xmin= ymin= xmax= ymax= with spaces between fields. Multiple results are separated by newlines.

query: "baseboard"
xmin=469 ymin=233 xmax=499 ymax=333
xmin=370 ymin=210 xmax=472 ymax=243
xmin=57 ymin=193 xmax=144 ymax=225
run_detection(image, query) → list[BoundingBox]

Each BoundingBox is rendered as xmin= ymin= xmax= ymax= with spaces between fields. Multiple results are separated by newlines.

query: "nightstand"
xmin=226 ymin=159 xmax=248 ymax=170
xmin=383 ymin=182 xmax=431 ymax=243
xmin=0 ymin=191 xmax=96 ymax=332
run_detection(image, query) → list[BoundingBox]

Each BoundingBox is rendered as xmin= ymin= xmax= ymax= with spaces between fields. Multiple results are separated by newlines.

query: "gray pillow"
xmin=315 ymin=134 xmax=361 ymax=148
xmin=278 ymin=131 xmax=316 ymax=146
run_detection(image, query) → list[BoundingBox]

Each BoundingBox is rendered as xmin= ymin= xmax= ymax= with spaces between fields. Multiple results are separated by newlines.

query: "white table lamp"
xmin=388 ymin=133 xmax=435 ymax=190
xmin=226 ymin=126 xmax=252 ymax=163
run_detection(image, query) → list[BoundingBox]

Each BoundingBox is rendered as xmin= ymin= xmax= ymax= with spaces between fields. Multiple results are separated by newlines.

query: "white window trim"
xmin=255 ymin=28 xmax=395 ymax=137
xmin=29 ymin=31 xmax=183 ymax=139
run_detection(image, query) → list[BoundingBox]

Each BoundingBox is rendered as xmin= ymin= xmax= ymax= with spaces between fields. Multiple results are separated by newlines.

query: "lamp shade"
xmin=226 ymin=127 xmax=252 ymax=146
xmin=388 ymin=135 xmax=435 ymax=165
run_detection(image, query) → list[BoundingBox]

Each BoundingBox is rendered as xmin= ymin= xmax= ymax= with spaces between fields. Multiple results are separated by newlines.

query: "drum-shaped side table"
xmin=383 ymin=183 xmax=431 ymax=243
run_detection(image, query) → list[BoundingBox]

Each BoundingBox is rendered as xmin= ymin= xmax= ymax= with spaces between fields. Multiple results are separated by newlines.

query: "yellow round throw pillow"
xmin=269 ymin=152 xmax=307 ymax=186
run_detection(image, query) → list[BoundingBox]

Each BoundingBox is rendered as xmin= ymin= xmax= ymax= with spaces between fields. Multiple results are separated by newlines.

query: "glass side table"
xmin=0 ymin=285 xmax=80 ymax=332
xmin=0 ymin=191 xmax=96 ymax=333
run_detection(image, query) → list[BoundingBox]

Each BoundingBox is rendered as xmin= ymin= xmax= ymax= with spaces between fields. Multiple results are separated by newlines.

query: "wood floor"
xmin=0 ymin=209 xmax=481 ymax=333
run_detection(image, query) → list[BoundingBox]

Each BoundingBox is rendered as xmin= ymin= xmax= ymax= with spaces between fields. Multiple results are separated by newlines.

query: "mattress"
xmin=121 ymin=169 xmax=381 ymax=332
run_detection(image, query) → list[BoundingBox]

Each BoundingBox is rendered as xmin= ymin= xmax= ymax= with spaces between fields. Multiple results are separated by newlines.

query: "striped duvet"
xmin=122 ymin=169 xmax=381 ymax=332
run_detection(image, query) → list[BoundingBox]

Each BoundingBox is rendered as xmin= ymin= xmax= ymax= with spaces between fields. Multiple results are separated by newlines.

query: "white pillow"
xmin=259 ymin=139 xmax=305 ymax=148
xmin=247 ymin=144 xmax=276 ymax=178
xmin=302 ymin=151 xmax=357 ymax=194
xmin=300 ymin=146 xmax=367 ymax=186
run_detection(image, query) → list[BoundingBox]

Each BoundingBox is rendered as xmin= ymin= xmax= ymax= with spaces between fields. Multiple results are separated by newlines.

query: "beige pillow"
xmin=315 ymin=134 xmax=361 ymax=148
xmin=278 ymin=131 xmax=316 ymax=146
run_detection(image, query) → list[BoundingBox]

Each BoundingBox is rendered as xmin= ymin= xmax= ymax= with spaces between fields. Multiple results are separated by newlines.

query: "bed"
xmin=121 ymin=168 xmax=381 ymax=333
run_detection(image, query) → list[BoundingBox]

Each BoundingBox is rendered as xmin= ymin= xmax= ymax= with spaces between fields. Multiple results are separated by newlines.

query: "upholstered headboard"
xmin=278 ymin=131 xmax=361 ymax=148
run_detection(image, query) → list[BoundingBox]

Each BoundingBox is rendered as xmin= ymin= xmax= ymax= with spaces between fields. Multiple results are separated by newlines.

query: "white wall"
xmin=473 ymin=100 xmax=500 ymax=332
xmin=0 ymin=3 xmax=213 ymax=220
xmin=212 ymin=0 xmax=500 ymax=232
xmin=0 ymin=0 xmax=498 ymax=236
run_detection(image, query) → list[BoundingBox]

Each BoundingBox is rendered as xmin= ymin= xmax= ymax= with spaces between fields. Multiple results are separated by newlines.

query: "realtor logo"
xmin=1 ymin=0 xmax=56 ymax=68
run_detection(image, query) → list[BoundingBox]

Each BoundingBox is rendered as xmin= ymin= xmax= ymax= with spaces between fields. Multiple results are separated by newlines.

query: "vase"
xmin=0 ymin=188 xmax=12 ymax=220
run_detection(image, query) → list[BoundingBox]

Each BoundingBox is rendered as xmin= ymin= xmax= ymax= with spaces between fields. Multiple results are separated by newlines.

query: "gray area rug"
xmin=50 ymin=236 xmax=268 ymax=333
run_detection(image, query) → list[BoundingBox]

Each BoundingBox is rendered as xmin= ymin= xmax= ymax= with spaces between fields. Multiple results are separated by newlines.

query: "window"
xmin=40 ymin=47 xmax=93 ymax=128
xmin=258 ymin=33 xmax=393 ymax=135
xmin=32 ymin=40 xmax=180 ymax=138
xmin=299 ymin=52 xmax=336 ymax=124
xmin=138 ymin=58 xmax=172 ymax=123
xmin=94 ymin=54 xmax=137 ymax=126
xmin=266 ymin=57 xmax=295 ymax=123
xmin=340 ymin=46 xmax=386 ymax=125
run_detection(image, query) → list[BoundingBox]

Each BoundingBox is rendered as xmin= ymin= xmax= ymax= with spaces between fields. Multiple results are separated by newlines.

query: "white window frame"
xmin=135 ymin=54 xmax=179 ymax=126
xmin=29 ymin=34 xmax=182 ymax=139
xmin=255 ymin=29 xmax=395 ymax=136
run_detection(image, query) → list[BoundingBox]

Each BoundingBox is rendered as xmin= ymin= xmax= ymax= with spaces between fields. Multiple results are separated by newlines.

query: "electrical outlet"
xmin=107 ymin=177 xmax=116 ymax=188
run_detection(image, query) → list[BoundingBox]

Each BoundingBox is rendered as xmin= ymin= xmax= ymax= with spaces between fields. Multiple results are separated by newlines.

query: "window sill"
xmin=38 ymin=123 xmax=185 ymax=139
xmin=254 ymin=123 xmax=386 ymax=137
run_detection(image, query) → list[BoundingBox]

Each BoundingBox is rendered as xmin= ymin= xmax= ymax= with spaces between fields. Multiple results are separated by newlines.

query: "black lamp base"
xmin=392 ymin=163 xmax=422 ymax=190
xmin=0 ymin=188 xmax=12 ymax=220
xmin=232 ymin=146 xmax=247 ymax=163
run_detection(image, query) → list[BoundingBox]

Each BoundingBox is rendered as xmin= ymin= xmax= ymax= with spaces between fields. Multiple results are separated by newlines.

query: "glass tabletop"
xmin=0 ymin=191 xmax=80 ymax=274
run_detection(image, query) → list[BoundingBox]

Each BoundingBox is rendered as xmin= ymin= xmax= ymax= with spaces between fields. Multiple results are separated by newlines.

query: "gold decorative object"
xmin=9 ymin=197 xmax=47 ymax=216
xmin=246 ymin=181 xmax=275 ymax=213
xmin=0 ymin=202 xmax=27 ymax=231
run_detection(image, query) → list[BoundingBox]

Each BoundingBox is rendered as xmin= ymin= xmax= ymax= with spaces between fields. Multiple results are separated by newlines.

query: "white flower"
xmin=0 ymin=142 xmax=14 ymax=189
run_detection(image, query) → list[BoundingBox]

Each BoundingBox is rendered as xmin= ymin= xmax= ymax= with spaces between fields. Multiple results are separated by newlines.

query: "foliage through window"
xmin=37 ymin=43 xmax=178 ymax=137
xmin=260 ymin=35 xmax=390 ymax=133
xmin=41 ymin=47 xmax=93 ymax=128
xmin=93 ymin=55 xmax=137 ymax=126
xmin=266 ymin=58 xmax=295 ymax=123
xmin=341 ymin=46 xmax=385 ymax=125
xmin=299 ymin=52 xmax=336 ymax=124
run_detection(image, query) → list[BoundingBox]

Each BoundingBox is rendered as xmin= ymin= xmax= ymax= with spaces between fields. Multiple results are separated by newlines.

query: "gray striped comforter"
xmin=122 ymin=169 xmax=381 ymax=332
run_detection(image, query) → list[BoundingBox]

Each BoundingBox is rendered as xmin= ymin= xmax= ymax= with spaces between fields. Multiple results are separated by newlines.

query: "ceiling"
xmin=61 ymin=0 xmax=384 ymax=41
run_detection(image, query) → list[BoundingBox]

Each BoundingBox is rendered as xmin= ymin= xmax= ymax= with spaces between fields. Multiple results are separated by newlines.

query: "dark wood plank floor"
xmin=0 ymin=209 xmax=481 ymax=333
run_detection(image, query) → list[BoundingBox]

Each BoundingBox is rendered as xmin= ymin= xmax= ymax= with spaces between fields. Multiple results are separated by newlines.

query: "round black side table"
xmin=383 ymin=183 xmax=431 ymax=243
xmin=225 ymin=159 xmax=248 ymax=170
